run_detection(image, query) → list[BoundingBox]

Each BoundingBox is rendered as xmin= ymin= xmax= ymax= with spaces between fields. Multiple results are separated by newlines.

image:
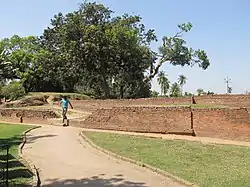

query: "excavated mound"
xmin=0 ymin=96 xmax=48 ymax=108
xmin=0 ymin=108 xmax=59 ymax=118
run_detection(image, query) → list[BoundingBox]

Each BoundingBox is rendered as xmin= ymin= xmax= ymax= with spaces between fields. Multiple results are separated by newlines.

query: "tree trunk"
xmin=120 ymin=85 xmax=124 ymax=99
xmin=101 ymin=76 xmax=110 ymax=98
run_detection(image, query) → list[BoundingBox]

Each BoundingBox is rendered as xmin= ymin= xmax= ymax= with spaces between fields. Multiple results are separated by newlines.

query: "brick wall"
xmin=81 ymin=106 xmax=250 ymax=141
xmin=193 ymin=108 xmax=250 ymax=141
xmin=0 ymin=108 xmax=59 ymax=119
xmin=82 ymin=107 xmax=192 ymax=134
xmin=194 ymin=95 xmax=250 ymax=107
xmin=71 ymin=94 xmax=250 ymax=112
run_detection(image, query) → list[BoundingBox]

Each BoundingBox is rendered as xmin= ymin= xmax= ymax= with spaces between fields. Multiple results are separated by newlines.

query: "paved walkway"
xmin=23 ymin=125 xmax=186 ymax=187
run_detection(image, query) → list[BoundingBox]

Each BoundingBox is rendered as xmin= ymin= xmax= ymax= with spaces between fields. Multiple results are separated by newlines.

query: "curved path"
xmin=23 ymin=125 xmax=186 ymax=187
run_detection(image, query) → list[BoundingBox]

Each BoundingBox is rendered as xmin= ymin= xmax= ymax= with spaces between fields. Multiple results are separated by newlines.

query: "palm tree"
xmin=157 ymin=71 xmax=170 ymax=96
xmin=178 ymin=74 xmax=187 ymax=95
xmin=170 ymin=82 xmax=181 ymax=97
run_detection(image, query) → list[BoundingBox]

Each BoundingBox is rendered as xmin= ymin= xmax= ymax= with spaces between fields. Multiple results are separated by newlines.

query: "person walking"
xmin=59 ymin=95 xmax=73 ymax=126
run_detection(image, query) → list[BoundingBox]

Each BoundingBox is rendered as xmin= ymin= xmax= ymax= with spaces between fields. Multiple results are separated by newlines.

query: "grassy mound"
xmin=0 ymin=96 xmax=48 ymax=108
xmin=0 ymin=92 xmax=91 ymax=108
xmin=28 ymin=92 xmax=91 ymax=102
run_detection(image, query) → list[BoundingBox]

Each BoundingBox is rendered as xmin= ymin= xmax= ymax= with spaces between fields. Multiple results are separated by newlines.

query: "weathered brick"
xmin=81 ymin=106 xmax=250 ymax=141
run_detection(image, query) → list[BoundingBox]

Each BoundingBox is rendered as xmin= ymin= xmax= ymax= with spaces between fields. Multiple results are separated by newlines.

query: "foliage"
xmin=184 ymin=92 xmax=193 ymax=97
xmin=150 ymin=90 xmax=160 ymax=97
xmin=0 ymin=1 xmax=210 ymax=99
xmin=0 ymin=47 xmax=17 ymax=82
xmin=178 ymin=74 xmax=187 ymax=95
xmin=196 ymin=88 xmax=205 ymax=96
xmin=207 ymin=91 xmax=215 ymax=95
xmin=178 ymin=74 xmax=187 ymax=86
xmin=170 ymin=82 xmax=181 ymax=97
xmin=144 ymin=22 xmax=210 ymax=83
xmin=1 ymin=81 xmax=25 ymax=100
xmin=228 ymin=86 xmax=232 ymax=94
xmin=196 ymin=89 xmax=215 ymax=96
xmin=157 ymin=71 xmax=170 ymax=96
xmin=28 ymin=92 xmax=91 ymax=101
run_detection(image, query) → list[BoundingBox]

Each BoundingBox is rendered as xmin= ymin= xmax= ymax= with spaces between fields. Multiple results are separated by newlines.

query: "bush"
xmin=150 ymin=90 xmax=159 ymax=97
xmin=1 ymin=81 xmax=26 ymax=100
xmin=51 ymin=93 xmax=91 ymax=101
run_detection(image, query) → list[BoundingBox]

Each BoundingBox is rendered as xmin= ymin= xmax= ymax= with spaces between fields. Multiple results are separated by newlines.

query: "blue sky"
xmin=1 ymin=0 xmax=249 ymax=94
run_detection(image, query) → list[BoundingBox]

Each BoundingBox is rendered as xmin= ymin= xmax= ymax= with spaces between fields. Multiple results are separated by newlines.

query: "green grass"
xmin=0 ymin=123 xmax=35 ymax=186
xmin=84 ymin=131 xmax=250 ymax=187
xmin=28 ymin=92 xmax=91 ymax=100
xmin=162 ymin=104 xmax=228 ymax=108
xmin=191 ymin=104 xmax=228 ymax=108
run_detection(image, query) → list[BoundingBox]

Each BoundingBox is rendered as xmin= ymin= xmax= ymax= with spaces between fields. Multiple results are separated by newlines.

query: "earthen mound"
xmin=0 ymin=96 xmax=48 ymax=108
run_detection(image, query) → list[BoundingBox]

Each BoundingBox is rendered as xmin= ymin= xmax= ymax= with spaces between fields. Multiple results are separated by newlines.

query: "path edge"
xmin=18 ymin=126 xmax=41 ymax=187
xmin=80 ymin=130 xmax=198 ymax=187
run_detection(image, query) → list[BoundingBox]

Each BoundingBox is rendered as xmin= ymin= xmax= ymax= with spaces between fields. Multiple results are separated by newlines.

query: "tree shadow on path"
xmin=0 ymin=153 xmax=33 ymax=186
xmin=43 ymin=174 xmax=148 ymax=187
xmin=25 ymin=134 xmax=57 ymax=144
xmin=0 ymin=137 xmax=33 ymax=186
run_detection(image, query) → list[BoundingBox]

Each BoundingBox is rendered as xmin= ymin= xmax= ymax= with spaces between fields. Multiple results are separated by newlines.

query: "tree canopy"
xmin=0 ymin=1 xmax=210 ymax=99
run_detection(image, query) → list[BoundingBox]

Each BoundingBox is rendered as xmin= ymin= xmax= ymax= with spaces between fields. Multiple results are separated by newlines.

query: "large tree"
xmin=39 ymin=2 xmax=210 ymax=98
xmin=0 ymin=35 xmax=53 ymax=92
xmin=0 ymin=2 xmax=210 ymax=99
xmin=40 ymin=2 xmax=156 ymax=98
xmin=144 ymin=22 xmax=210 ymax=83
xmin=0 ymin=35 xmax=41 ymax=79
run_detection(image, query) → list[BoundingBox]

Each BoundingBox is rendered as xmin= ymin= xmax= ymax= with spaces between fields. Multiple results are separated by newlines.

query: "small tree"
xmin=157 ymin=71 xmax=170 ymax=96
xmin=196 ymin=88 xmax=204 ymax=96
xmin=170 ymin=82 xmax=181 ymax=97
xmin=207 ymin=91 xmax=215 ymax=95
xmin=1 ymin=81 xmax=25 ymax=101
xmin=184 ymin=92 xmax=193 ymax=97
xmin=150 ymin=90 xmax=159 ymax=97
xmin=178 ymin=74 xmax=187 ymax=95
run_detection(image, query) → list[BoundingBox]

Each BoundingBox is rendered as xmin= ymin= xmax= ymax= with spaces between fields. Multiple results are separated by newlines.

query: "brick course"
xmin=0 ymin=108 xmax=58 ymax=119
xmin=82 ymin=106 xmax=250 ymax=141
xmin=83 ymin=107 xmax=192 ymax=134
xmin=71 ymin=94 xmax=250 ymax=112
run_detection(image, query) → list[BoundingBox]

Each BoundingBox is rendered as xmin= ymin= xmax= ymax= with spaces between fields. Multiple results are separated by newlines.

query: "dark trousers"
xmin=62 ymin=107 xmax=68 ymax=123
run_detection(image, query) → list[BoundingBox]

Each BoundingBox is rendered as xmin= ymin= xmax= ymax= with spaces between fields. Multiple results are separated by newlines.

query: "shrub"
xmin=1 ymin=81 xmax=26 ymax=100
xmin=150 ymin=90 xmax=159 ymax=97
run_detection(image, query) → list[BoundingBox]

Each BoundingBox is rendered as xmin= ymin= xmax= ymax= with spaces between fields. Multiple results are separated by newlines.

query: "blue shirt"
xmin=61 ymin=99 xmax=69 ymax=109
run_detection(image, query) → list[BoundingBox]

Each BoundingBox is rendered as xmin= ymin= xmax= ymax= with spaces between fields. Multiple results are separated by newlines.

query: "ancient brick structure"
xmin=81 ymin=106 xmax=250 ymax=141
xmin=71 ymin=94 xmax=250 ymax=111
xmin=0 ymin=108 xmax=59 ymax=124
